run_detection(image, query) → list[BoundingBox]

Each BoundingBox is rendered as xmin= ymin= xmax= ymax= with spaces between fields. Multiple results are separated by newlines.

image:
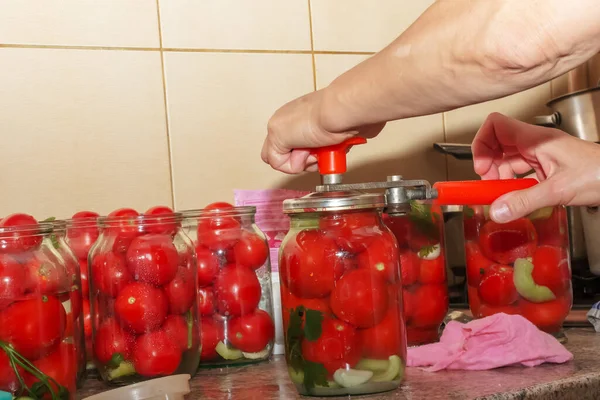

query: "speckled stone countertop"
xmin=77 ymin=328 xmax=600 ymax=400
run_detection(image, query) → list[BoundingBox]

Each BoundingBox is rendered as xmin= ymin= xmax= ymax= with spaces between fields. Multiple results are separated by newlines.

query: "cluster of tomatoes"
xmin=88 ymin=206 xmax=199 ymax=379
xmin=279 ymin=211 xmax=406 ymax=376
xmin=0 ymin=213 xmax=79 ymax=395
xmin=464 ymin=206 xmax=572 ymax=333
xmin=384 ymin=209 xmax=449 ymax=346
xmin=195 ymin=202 xmax=275 ymax=363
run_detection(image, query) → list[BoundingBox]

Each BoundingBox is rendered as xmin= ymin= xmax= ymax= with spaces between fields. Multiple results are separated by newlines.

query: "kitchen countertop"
xmin=77 ymin=328 xmax=600 ymax=400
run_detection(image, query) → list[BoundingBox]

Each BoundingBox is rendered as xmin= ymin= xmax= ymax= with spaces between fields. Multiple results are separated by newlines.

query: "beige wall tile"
xmin=0 ymin=0 xmax=159 ymax=47
xmin=164 ymin=53 xmax=314 ymax=209
xmin=0 ymin=48 xmax=172 ymax=219
xmin=315 ymin=54 xmax=446 ymax=184
xmin=159 ymin=0 xmax=311 ymax=50
xmin=310 ymin=0 xmax=434 ymax=52
xmin=445 ymin=83 xmax=552 ymax=181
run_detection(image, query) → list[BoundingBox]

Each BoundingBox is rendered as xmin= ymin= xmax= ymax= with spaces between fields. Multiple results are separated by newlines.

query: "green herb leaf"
xmin=463 ymin=206 xmax=475 ymax=218
xmin=409 ymin=201 xmax=439 ymax=241
xmin=42 ymin=217 xmax=56 ymax=222
xmin=303 ymin=309 xmax=323 ymax=341
xmin=303 ymin=361 xmax=329 ymax=390
xmin=186 ymin=310 xmax=193 ymax=350
xmin=418 ymin=245 xmax=436 ymax=258
xmin=107 ymin=352 xmax=125 ymax=369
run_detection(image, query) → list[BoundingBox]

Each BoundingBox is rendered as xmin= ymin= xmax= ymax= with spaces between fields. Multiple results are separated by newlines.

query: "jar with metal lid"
xmin=88 ymin=212 xmax=200 ymax=385
xmin=383 ymin=202 xmax=448 ymax=346
xmin=280 ymin=191 xmax=406 ymax=397
xmin=0 ymin=215 xmax=80 ymax=399
xmin=463 ymin=205 xmax=572 ymax=336
xmin=181 ymin=204 xmax=275 ymax=367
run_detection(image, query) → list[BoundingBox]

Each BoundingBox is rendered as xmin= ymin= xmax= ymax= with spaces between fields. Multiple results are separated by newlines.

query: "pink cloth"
xmin=407 ymin=313 xmax=573 ymax=371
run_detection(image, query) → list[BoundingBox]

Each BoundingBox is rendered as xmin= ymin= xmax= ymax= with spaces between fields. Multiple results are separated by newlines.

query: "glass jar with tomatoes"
xmin=463 ymin=205 xmax=572 ymax=335
xmin=181 ymin=204 xmax=275 ymax=367
xmin=383 ymin=202 xmax=449 ymax=346
xmin=88 ymin=212 xmax=200 ymax=385
xmin=65 ymin=212 xmax=99 ymax=373
xmin=280 ymin=192 xmax=406 ymax=397
xmin=0 ymin=215 xmax=81 ymax=399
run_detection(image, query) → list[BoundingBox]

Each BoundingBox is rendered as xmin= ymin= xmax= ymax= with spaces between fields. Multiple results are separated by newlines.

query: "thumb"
xmin=489 ymin=180 xmax=558 ymax=223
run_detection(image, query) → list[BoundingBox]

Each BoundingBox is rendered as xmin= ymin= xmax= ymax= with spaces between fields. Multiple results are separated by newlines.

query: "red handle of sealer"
xmin=307 ymin=137 xmax=367 ymax=175
xmin=433 ymin=179 xmax=538 ymax=206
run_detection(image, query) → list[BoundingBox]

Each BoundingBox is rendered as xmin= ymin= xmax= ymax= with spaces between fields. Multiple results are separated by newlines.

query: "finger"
xmin=489 ymin=179 xmax=557 ymax=223
xmin=289 ymin=149 xmax=311 ymax=173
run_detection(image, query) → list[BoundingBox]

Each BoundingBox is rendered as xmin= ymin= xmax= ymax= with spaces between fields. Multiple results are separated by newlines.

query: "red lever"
xmin=308 ymin=137 xmax=367 ymax=175
xmin=433 ymin=179 xmax=538 ymax=205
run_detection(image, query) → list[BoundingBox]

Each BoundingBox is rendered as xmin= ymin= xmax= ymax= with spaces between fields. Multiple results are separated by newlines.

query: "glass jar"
xmin=463 ymin=205 xmax=572 ymax=334
xmin=384 ymin=202 xmax=449 ymax=346
xmin=280 ymin=192 xmax=406 ymax=397
xmin=65 ymin=214 xmax=100 ymax=372
xmin=88 ymin=213 xmax=200 ymax=385
xmin=0 ymin=220 xmax=80 ymax=399
xmin=181 ymin=206 xmax=275 ymax=367
xmin=51 ymin=220 xmax=87 ymax=387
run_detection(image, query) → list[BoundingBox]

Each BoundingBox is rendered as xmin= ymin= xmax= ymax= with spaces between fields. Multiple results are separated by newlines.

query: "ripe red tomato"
xmin=197 ymin=215 xmax=242 ymax=251
xmin=0 ymin=213 xmax=42 ymax=253
xmin=82 ymin=298 xmax=92 ymax=338
xmin=402 ymin=287 xmax=415 ymax=322
xmin=23 ymin=255 xmax=69 ymax=295
xmin=28 ymin=342 xmax=77 ymax=393
xmin=200 ymin=317 xmax=223 ymax=360
xmin=280 ymin=229 xmax=343 ymax=299
xmin=465 ymin=241 xmax=495 ymax=287
xmin=233 ymin=231 xmax=268 ymax=270
xmin=108 ymin=208 xmax=140 ymax=253
xmin=91 ymin=252 xmax=132 ymax=297
xmin=0 ymin=296 xmax=66 ymax=359
xmin=399 ymin=250 xmax=419 ymax=286
xmin=419 ymin=254 xmax=446 ymax=285
xmin=467 ymin=284 xmax=481 ymax=317
xmin=532 ymin=207 xmax=569 ymax=247
xmin=165 ymin=267 xmax=196 ymax=314
xmin=197 ymin=286 xmax=216 ymax=316
xmin=0 ymin=255 xmax=26 ymax=310
xmin=520 ymin=293 xmax=572 ymax=333
xmin=227 ymin=309 xmax=274 ymax=353
xmin=280 ymin=283 xmax=330 ymax=328
xmin=531 ymin=246 xmax=570 ymax=296
xmin=162 ymin=315 xmax=189 ymax=351
xmin=301 ymin=318 xmax=361 ymax=375
xmin=478 ymin=264 xmax=518 ymax=306
xmin=205 ymin=202 xmax=234 ymax=210
xmin=67 ymin=211 xmax=100 ymax=260
xmin=196 ymin=245 xmax=221 ymax=287
xmin=478 ymin=303 xmax=521 ymax=318
xmin=383 ymin=214 xmax=412 ymax=249
xmin=359 ymin=307 xmax=404 ymax=359
xmin=330 ymin=269 xmax=388 ymax=328
xmin=144 ymin=206 xmax=179 ymax=235
xmin=406 ymin=327 xmax=439 ymax=346
xmin=410 ymin=284 xmax=448 ymax=328
xmin=93 ymin=318 xmax=134 ymax=364
xmin=133 ymin=330 xmax=182 ymax=377
xmin=479 ymin=218 xmax=538 ymax=264
xmin=357 ymin=232 xmax=400 ymax=283
xmin=114 ymin=282 xmax=168 ymax=334
xmin=79 ymin=259 xmax=89 ymax=297
xmin=126 ymin=234 xmax=179 ymax=286
xmin=319 ymin=211 xmax=379 ymax=253
xmin=214 ymin=265 xmax=261 ymax=317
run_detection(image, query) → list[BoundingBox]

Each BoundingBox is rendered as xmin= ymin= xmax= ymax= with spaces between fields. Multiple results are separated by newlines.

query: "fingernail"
xmin=491 ymin=203 xmax=511 ymax=222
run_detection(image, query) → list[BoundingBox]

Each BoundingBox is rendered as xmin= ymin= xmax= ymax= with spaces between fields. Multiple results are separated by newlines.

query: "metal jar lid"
xmin=282 ymin=190 xmax=386 ymax=214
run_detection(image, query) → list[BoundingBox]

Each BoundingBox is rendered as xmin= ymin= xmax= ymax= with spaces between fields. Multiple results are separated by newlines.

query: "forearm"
xmin=320 ymin=0 xmax=600 ymax=132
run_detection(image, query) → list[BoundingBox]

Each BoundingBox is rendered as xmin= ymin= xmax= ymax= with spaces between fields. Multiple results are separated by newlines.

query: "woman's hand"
xmin=472 ymin=113 xmax=600 ymax=223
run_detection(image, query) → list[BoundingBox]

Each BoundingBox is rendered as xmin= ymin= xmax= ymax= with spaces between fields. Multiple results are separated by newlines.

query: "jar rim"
xmin=180 ymin=206 xmax=256 ymax=218
xmin=64 ymin=216 xmax=99 ymax=229
xmin=0 ymin=221 xmax=54 ymax=236
xmin=97 ymin=212 xmax=183 ymax=227
xmin=283 ymin=191 xmax=385 ymax=214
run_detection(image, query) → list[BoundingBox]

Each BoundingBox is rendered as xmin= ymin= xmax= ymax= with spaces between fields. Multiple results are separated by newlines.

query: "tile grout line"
xmin=155 ymin=0 xmax=177 ymax=209
xmin=0 ymin=43 xmax=374 ymax=56
xmin=442 ymin=112 xmax=449 ymax=182
xmin=307 ymin=0 xmax=317 ymax=91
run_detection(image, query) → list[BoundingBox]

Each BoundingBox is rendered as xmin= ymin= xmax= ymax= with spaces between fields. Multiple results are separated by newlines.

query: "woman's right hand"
xmin=472 ymin=113 xmax=600 ymax=223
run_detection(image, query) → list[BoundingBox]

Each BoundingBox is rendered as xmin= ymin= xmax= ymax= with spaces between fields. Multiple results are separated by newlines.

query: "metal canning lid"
xmin=282 ymin=191 xmax=386 ymax=214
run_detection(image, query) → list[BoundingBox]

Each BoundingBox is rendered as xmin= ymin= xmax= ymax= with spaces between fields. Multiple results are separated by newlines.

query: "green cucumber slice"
xmin=513 ymin=258 xmax=556 ymax=303
xmin=107 ymin=361 xmax=136 ymax=380
xmin=355 ymin=358 xmax=390 ymax=372
xmin=242 ymin=347 xmax=270 ymax=359
xmin=216 ymin=341 xmax=243 ymax=360
xmin=371 ymin=355 xmax=403 ymax=382
xmin=333 ymin=368 xmax=373 ymax=388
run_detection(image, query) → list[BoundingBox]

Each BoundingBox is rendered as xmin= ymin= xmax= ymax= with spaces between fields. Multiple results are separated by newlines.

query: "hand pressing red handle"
xmin=308 ymin=137 xmax=367 ymax=175
xmin=433 ymin=179 xmax=538 ymax=206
